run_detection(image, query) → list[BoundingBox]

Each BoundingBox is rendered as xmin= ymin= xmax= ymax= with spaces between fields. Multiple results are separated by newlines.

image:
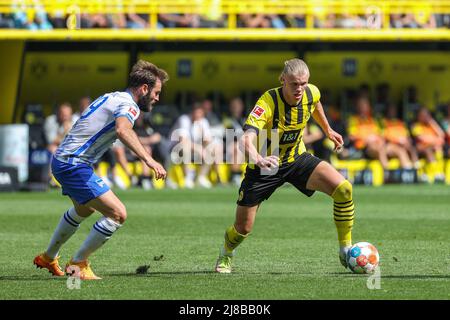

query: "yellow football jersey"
xmin=243 ymin=84 xmax=321 ymax=168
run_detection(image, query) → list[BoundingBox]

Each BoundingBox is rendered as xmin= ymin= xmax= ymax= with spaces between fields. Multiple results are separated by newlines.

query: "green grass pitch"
xmin=0 ymin=184 xmax=448 ymax=299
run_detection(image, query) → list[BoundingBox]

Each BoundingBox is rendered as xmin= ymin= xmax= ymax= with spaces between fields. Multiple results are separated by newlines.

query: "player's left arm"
xmin=311 ymin=100 xmax=344 ymax=151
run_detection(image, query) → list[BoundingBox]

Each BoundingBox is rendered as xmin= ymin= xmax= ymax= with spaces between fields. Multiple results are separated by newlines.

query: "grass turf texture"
xmin=0 ymin=184 xmax=448 ymax=299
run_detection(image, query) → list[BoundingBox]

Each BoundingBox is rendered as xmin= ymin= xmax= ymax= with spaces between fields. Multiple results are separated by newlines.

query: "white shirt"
xmin=55 ymin=91 xmax=140 ymax=165
xmin=171 ymin=114 xmax=211 ymax=145
xmin=44 ymin=114 xmax=79 ymax=145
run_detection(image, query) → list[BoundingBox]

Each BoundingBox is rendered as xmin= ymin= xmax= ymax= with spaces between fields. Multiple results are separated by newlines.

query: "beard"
xmin=137 ymin=92 xmax=153 ymax=112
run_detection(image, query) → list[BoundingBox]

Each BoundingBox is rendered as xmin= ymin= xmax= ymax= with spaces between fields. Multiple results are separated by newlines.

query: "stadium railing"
xmin=0 ymin=0 xmax=450 ymax=40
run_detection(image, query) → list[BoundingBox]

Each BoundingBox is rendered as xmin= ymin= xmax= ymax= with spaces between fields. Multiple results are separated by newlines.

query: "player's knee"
xmin=235 ymin=223 xmax=252 ymax=235
xmin=111 ymin=205 xmax=127 ymax=224
xmin=332 ymin=180 xmax=352 ymax=202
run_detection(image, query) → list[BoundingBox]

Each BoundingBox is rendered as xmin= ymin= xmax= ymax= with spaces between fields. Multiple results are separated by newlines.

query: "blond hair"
xmin=279 ymin=58 xmax=310 ymax=83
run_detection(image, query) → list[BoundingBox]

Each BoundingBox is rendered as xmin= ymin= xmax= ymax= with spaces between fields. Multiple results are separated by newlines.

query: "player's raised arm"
xmin=116 ymin=117 xmax=166 ymax=180
xmin=311 ymin=100 xmax=344 ymax=152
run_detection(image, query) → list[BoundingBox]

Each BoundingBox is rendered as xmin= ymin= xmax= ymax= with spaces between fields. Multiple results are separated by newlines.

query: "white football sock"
xmin=46 ymin=207 xmax=86 ymax=259
xmin=72 ymin=216 xmax=122 ymax=263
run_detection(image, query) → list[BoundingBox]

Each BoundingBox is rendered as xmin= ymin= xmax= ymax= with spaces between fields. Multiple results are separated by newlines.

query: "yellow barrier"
xmin=1 ymin=0 xmax=450 ymax=40
xmin=1 ymin=28 xmax=450 ymax=41
xmin=89 ymin=157 xmax=450 ymax=190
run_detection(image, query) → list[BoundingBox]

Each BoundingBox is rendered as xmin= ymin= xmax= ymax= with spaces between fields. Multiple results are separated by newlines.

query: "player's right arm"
xmin=116 ymin=117 xmax=166 ymax=180
xmin=240 ymin=130 xmax=279 ymax=169
xmin=241 ymin=92 xmax=279 ymax=169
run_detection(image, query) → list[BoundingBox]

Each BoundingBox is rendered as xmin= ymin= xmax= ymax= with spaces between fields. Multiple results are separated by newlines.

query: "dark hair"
xmin=128 ymin=60 xmax=169 ymax=89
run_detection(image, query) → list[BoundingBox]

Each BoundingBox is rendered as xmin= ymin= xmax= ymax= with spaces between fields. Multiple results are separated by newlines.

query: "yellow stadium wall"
xmin=305 ymin=51 xmax=450 ymax=110
xmin=0 ymin=41 xmax=24 ymax=124
xmin=17 ymin=51 xmax=129 ymax=119
xmin=9 ymin=48 xmax=450 ymax=120
xmin=138 ymin=51 xmax=297 ymax=101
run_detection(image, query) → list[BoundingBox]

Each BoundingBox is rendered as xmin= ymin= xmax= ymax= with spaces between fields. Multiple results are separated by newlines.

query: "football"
xmin=347 ymin=242 xmax=380 ymax=274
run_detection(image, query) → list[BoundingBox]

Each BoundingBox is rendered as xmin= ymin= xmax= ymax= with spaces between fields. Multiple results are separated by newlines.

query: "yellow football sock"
xmin=223 ymin=225 xmax=248 ymax=254
xmin=331 ymin=180 xmax=354 ymax=248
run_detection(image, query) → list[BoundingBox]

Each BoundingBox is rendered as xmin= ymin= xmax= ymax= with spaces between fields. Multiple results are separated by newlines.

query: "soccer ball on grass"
xmin=347 ymin=242 xmax=380 ymax=274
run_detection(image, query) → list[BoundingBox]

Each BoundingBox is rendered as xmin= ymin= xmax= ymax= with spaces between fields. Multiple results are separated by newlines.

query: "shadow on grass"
xmin=107 ymin=271 xmax=317 ymax=277
xmin=107 ymin=270 xmax=216 ymax=277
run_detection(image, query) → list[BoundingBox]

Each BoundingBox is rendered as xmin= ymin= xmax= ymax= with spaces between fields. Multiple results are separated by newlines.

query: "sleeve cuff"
xmin=243 ymin=124 xmax=260 ymax=134
xmin=115 ymin=114 xmax=134 ymax=124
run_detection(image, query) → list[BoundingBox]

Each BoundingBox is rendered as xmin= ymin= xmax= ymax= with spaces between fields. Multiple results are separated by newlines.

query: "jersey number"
xmin=80 ymin=96 xmax=109 ymax=120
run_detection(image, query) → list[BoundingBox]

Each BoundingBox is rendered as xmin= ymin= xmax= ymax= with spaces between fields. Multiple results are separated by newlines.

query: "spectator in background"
xmin=323 ymin=104 xmax=351 ymax=160
xmin=44 ymin=102 xmax=78 ymax=154
xmin=382 ymin=103 xmax=418 ymax=182
xmin=303 ymin=123 xmax=326 ymax=156
xmin=0 ymin=14 xmax=15 ymax=28
xmin=110 ymin=13 xmax=127 ymax=29
xmin=284 ymin=14 xmax=306 ymax=28
xmin=196 ymin=0 xmax=226 ymax=28
xmin=336 ymin=14 xmax=365 ymax=29
xmin=169 ymin=103 xmax=214 ymax=188
xmin=382 ymin=103 xmax=418 ymax=164
xmin=74 ymin=96 xmax=91 ymax=119
xmin=440 ymin=102 xmax=450 ymax=158
xmin=201 ymin=98 xmax=226 ymax=185
xmin=391 ymin=14 xmax=415 ymax=28
xmin=198 ymin=12 xmax=226 ymax=28
xmin=374 ymin=83 xmax=391 ymax=116
xmin=126 ymin=12 xmax=149 ymax=29
xmin=90 ymin=14 xmax=111 ymax=28
xmin=223 ymin=97 xmax=246 ymax=186
xmin=314 ymin=13 xmax=337 ymax=28
xmin=238 ymin=14 xmax=271 ymax=28
xmin=441 ymin=14 xmax=450 ymax=28
xmin=267 ymin=14 xmax=287 ymax=28
xmin=411 ymin=107 xmax=446 ymax=182
xmin=77 ymin=13 xmax=95 ymax=28
xmin=158 ymin=14 xmax=200 ymax=28
xmin=414 ymin=11 xmax=437 ymax=28
xmin=202 ymin=98 xmax=222 ymax=128
xmin=390 ymin=13 xmax=436 ymax=29
xmin=358 ymin=83 xmax=371 ymax=100
xmin=347 ymin=97 xmax=389 ymax=170
xmin=44 ymin=102 xmax=78 ymax=187
xmin=349 ymin=98 xmax=417 ymax=178
xmin=11 ymin=0 xmax=53 ymax=30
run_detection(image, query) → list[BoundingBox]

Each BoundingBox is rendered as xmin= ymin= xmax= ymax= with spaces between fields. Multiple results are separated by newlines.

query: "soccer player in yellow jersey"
xmin=215 ymin=58 xmax=354 ymax=273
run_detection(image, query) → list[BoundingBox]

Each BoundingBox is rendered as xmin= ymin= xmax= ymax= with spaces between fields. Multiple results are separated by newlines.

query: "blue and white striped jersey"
xmin=54 ymin=91 xmax=140 ymax=166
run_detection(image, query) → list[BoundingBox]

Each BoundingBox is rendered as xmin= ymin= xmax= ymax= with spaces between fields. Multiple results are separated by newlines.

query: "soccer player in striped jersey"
xmin=34 ymin=60 xmax=168 ymax=280
xmin=215 ymin=58 xmax=354 ymax=273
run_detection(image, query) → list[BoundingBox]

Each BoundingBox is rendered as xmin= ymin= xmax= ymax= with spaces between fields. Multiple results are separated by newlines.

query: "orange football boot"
xmin=65 ymin=259 xmax=102 ymax=280
xmin=33 ymin=253 xmax=65 ymax=276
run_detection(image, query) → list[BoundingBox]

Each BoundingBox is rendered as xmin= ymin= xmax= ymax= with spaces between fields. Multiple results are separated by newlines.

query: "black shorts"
xmin=237 ymin=152 xmax=322 ymax=207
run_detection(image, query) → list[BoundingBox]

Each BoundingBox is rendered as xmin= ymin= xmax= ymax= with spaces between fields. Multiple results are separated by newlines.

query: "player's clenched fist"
xmin=146 ymin=159 xmax=167 ymax=180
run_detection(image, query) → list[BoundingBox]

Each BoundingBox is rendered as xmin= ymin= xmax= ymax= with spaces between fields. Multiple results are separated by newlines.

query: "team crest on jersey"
xmin=128 ymin=107 xmax=137 ymax=118
xmin=251 ymin=105 xmax=265 ymax=118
